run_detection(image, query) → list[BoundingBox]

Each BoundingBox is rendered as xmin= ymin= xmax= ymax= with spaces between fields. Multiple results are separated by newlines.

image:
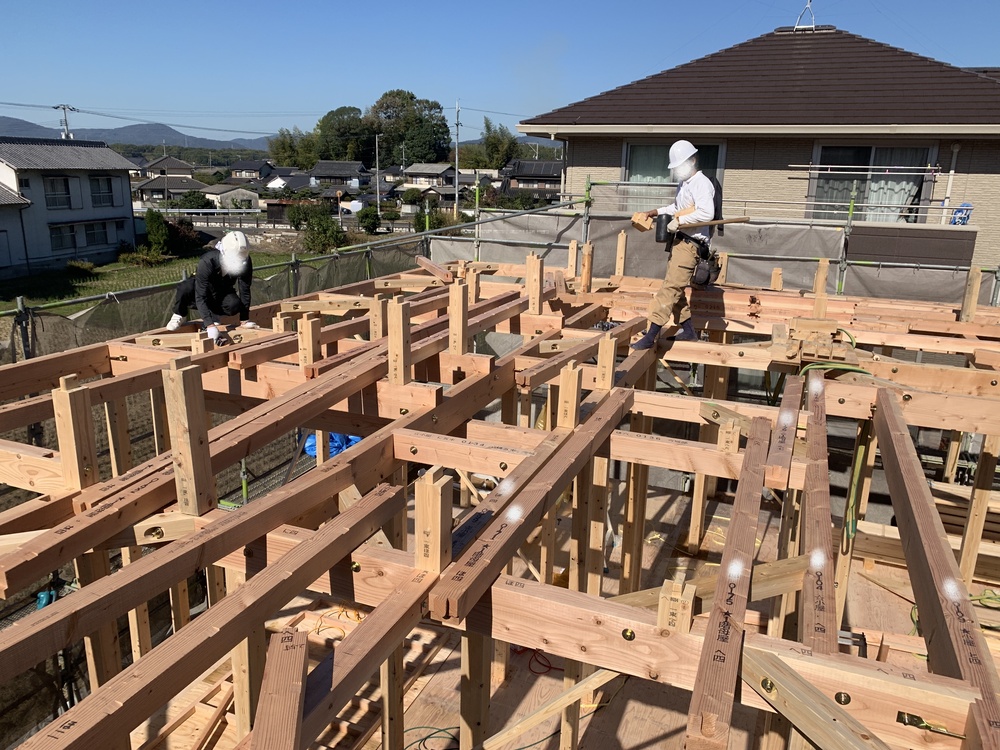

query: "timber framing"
xmin=1 ymin=251 xmax=1000 ymax=750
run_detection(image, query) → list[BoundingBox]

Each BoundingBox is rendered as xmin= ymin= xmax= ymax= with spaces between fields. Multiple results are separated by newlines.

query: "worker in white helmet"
xmin=631 ymin=140 xmax=715 ymax=349
xmin=166 ymin=230 xmax=258 ymax=341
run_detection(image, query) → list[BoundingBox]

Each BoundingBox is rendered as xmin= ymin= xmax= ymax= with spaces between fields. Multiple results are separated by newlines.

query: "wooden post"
xmin=466 ymin=268 xmax=480 ymax=304
xmin=119 ymin=546 xmax=152 ymax=661
xmin=162 ymin=356 xmax=217 ymax=516
xmin=74 ymin=551 xmax=123 ymax=691
xmin=960 ymin=434 xmax=1000 ymax=585
xmin=960 ymin=267 xmax=982 ymax=322
xmin=658 ymin=578 xmax=696 ymax=634
xmin=415 ymin=466 xmax=452 ymax=574
xmin=580 ymin=241 xmax=594 ymax=293
xmin=52 ymin=375 xmax=98 ymax=490
xmin=449 ymin=280 xmax=470 ymax=355
xmin=461 ymin=631 xmax=492 ymax=749
xmin=944 ymin=430 xmax=963 ymax=483
xmin=388 ymin=297 xmax=411 ymax=386
xmin=103 ymin=397 xmax=132 ymax=477
xmin=380 ymin=647 xmax=405 ymax=750
xmin=812 ymin=258 xmax=830 ymax=295
xmin=614 ymin=230 xmax=627 ymax=277
xmin=566 ymin=239 xmax=578 ymax=278
xmin=271 ymin=312 xmax=295 ymax=332
xmin=526 ymin=253 xmax=543 ymax=315
xmin=717 ymin=253 xmax=729 ymax=285
xmin=369 ymin=294 xmax=388 ymax=340
xmin=227 ymin=567 xmax=267 ymax=739
xmin=770 ymin=267 xmax=783 ymax=291
xmin=253 ymin=628 xmax=308 ymax=750
xmin=621 ymin=364 xmax=655 ymax=593
xmin=834 ymin=419 xmax=875 ymax=627
xmin=297 ymin=311 xmax=322 ymax=369
xmin=150 ymin=386 xmax=170 ymax=454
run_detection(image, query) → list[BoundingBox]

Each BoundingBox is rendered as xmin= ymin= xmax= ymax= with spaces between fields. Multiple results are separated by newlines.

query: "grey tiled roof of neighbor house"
xmin=0 ymin=137 xmax=138 ymax=170
xmin=311 ymin=161 xmax=367 ymax=178
xmin=134 ymin=176 xmax=209 ymax=190
xmin=521 ymin=26 xmax=1000 ymax=131
xmin=229 ymin=160 xmax=271 ymax=171
xmin=201 ymin=183 xmax=248 ymax=194
xmin=404 ymin=163 xmax=454 ymax=175
xmin=0 ymin=184 xmax=29 ymax=206
xmin=145 ymin=155 xmax=196 ymax=170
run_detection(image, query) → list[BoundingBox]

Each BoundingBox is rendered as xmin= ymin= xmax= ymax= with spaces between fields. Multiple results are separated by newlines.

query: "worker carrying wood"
xmin=166 ymin=230 xmax=258 ymax=340
xmin=631 ymin=140 xmax=715 ymax=349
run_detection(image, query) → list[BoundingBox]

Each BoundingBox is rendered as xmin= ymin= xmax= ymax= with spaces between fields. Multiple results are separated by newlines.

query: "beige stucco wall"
xmin=933 ymin=140 xmax=1000 ymax=267
xmin=566 ymin=135 xmax=1000 ymax=267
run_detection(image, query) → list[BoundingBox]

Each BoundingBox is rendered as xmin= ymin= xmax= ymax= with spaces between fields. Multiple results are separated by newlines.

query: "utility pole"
xmin=401 ymin=144 xmax=406 ymax=171
xmin=454 ymin=100 xmax=461 ymax=219
xmin=52 ymin=104 xmax=77 ymax=139
xmin=375 ymin=133 xmax=382 ymax=220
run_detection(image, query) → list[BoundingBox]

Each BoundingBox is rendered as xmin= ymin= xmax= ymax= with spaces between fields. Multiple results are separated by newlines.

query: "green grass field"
xmin=0 ymin=253 xmax=301 ymax=314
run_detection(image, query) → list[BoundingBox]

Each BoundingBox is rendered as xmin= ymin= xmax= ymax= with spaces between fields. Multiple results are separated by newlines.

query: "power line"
xmin=0 ymin=100 xmax=276 ymax=136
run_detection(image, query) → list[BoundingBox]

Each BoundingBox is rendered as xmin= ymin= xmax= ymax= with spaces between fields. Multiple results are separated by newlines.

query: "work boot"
xmin=668 ymin=319 xmax=698 ymax=342
xmin=630 ymin=323 xmax=662 ymax=350
xmin=166 ymin=313 xmax=184 ymax=331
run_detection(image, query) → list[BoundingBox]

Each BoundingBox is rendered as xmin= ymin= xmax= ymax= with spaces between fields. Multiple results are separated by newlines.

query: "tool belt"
xmin=674 ymin=234 xmax=720 ymax=288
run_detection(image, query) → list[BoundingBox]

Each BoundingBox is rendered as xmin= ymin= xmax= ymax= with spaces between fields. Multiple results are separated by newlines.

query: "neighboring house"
xmin=0 ymin=137 xmax=136 ymax=274
xmin=201 ymin=184 xmax=259 ymax=209
xmin=124 ymin=155 xmax=149 ymax=178
xmin=403 ymin=163 xmax=455 ymax=187
xmin=310 ymin=161 xmax=369 ymax=188
xmin=228 ymin=159 xmax=274 ymax=183
xmin=501 ymin=160 xmax=563 ymax=202
xmin=518 ymin=25 xmax=1000 ymax=266
xmin=143 ymin=155 xmax=196 ymax=178
xmin=133 ymin=175 xmax=209 ymax=203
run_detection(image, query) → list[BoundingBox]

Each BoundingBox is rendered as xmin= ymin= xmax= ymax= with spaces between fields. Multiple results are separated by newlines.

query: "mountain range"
xmin=0 ymin=116 xmax=271 ymax=151
xmin=0 ymin=115 xmax=559 ymax=152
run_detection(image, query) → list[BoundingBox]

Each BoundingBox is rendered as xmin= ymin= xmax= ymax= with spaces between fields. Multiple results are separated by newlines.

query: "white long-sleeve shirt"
xmin=655 ymin=170 xmax=715 ymax=242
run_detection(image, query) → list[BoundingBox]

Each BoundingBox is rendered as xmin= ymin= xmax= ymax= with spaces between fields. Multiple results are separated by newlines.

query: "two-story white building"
xmin=0 ymin=137 xmax=136 ymax=276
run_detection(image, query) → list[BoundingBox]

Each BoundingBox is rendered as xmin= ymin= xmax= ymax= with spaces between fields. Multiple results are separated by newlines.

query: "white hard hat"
xmin=219 ymin=231 xmax=249 ymax=260
xmin=668 ymin=140 xmax=698 ymax=169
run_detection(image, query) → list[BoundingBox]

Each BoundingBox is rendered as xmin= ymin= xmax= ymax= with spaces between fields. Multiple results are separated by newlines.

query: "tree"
xmin=356 ymin=206 xmax=381 ymax=235
xmin=145 ymin=209 xmax=169 ymax=255
xmin=364 ymin=90 xmax=451 ymax=167
xmin=267 ymin=127 xmax=319 ymax=169
xmin=316 ymin=106 xmax=372 ymax=162
xmin=176 ymin=191 xmax=213 ymax=210
xmin=401 ymin=187 xmax=423 ymax=205
xmin=482 ymin=118 xmax=519 ymax=170
xmin=298 ymin=205 xmax=346 ymax=253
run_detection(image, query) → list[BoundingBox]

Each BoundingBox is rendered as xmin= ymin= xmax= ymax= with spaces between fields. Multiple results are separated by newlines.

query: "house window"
xmin=18 ymin=177 xmax=29 ymax=190
xmin=90 ymin=176 xmax=114 ymax=207
xmin=44 ymin=177 xmax=72 ymax=209
xmin=85 ymin=222 xmax=108 ymax=246
xmin=811 ymin=145 xmax=933 ymax=223
xmin=625 ymin=143 xmax=723 ymax=211
xmin=116 ymin=220 xmax=126 ymax=232
xmin=50 ymin=225 xmax=76 ymax=252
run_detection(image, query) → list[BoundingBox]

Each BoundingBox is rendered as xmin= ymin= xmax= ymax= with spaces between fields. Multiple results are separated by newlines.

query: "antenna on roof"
xmin=793 ymin=0 xmax=816 ymax=30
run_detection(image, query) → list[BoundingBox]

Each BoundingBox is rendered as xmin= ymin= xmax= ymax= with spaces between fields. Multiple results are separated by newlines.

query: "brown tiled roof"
xmin=521 ymin=27 xmax=1000 ymax=134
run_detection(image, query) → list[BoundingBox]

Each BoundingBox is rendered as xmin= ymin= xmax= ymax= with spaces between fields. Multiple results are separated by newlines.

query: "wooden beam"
xmin=685 ymin=417 xmax=771 ymax=750
xmin=873 ymin=389 xmax=1000 ymax=748
xmin=15 ymin=484 xmax=406 ymax=750
xmin=416 ymin=255 xmax=455 ymax=282
xmin=743 ymin=646 xmax=892 ymax=750
xmin=763 ymin=376 xmax=803 ymax=490
xmin=251 ymin=628 xmax=308 ymax=750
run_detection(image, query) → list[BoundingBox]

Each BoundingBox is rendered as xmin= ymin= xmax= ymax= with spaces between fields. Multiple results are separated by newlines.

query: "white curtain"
xmin=865 ymin=147 xmax=927 ymax=222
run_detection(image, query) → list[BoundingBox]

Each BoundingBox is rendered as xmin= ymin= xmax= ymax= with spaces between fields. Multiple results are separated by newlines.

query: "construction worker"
xmin=166 ymin=230 xmax=258 ymax=340
xmin=631 ymin=140 xmax=715 ymax=349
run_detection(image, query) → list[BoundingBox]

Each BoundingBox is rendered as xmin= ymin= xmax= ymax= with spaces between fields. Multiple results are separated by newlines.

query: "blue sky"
xmin=3 ymin=0 xmax=998 ymax=143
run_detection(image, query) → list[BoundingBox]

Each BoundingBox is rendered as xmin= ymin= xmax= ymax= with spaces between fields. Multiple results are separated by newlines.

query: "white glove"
xmin=241 ymin=320 xmax=259 ymax=329
xmin=206 ymin=325 xmax=220 ymax=340
xmin=667 ymin=217 xmax=680 ymax=233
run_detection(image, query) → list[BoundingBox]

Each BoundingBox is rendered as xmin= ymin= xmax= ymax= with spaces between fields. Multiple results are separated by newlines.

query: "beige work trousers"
xmin=648 ymin=237 xmax=699 ymax=327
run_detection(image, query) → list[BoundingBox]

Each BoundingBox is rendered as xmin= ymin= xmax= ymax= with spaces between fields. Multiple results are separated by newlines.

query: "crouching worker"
xmin=166 ymin=230 xmax=258 ymax=342
xmin=631 ymin=139 xmax=714 ymax=350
